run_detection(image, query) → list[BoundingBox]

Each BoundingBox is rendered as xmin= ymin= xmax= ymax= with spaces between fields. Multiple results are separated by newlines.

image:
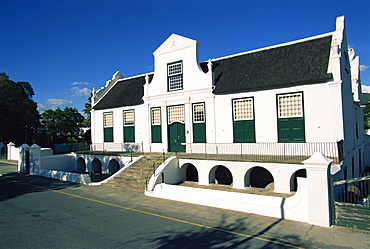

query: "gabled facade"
xmin=91 ymin=16 xmax=365 ymax=177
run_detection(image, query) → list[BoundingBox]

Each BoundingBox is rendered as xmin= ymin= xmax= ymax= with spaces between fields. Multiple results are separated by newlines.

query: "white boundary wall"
xmin=146 ymin=153 xmax=333 ymax=227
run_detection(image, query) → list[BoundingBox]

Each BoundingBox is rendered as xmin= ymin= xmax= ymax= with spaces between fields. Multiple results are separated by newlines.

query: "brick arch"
xmin=245 ymin=166 xmax=274 ymax=189
xmin=209 ymin=165 xmax=233 ymax=185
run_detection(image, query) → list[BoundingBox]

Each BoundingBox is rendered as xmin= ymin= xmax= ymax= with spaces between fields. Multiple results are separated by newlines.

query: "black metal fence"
xmin=333 ymin=171 xmax=370 ymax=206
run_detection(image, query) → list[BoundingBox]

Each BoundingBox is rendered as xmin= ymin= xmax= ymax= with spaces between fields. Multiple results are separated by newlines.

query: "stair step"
xmin=102 ymin=155 xmax=158 ymax=190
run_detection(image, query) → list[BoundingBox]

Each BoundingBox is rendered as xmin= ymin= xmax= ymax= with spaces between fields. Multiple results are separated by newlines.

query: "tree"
xmin=41 ymin=107 xmax=84 ymax=145
xmin=82 ymin=93 xmax=92 ymax=127
xmin=0 ymin=72 xmax=40 ymax=145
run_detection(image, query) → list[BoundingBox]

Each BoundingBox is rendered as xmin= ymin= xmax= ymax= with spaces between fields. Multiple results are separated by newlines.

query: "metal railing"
xmin=145 ymin=150 xmax=175 ymax=191
xmin=184 ymin=142 xmax=340 ymax=164
xmin=90 ymin=142 xmax=144 ymax=154
xmin=333 ymin=171 xmax=370 ymax=206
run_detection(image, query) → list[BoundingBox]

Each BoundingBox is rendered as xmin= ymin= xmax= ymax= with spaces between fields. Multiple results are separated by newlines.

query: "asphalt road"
xmin=0 ymin=161 xmax=369 ymax=249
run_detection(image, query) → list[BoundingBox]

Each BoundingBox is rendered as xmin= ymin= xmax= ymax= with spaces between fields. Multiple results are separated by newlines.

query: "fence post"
xmin=303 ymin=152 xmax=333 ymax=227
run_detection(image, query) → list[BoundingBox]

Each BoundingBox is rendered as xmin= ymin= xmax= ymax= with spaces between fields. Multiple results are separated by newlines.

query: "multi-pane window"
xmin=277 ymin=92 xmax=305 ymax=143
xmin=103 ymin=112 xmax=113 ymax=142
xmin=278 ymin=93 xmax=303 ymax=118
xmin=151 ymin=108 xmax=161 ymax=125
xmin=168 ymin=61 xmax=183 ymax=91
xmin=168 ymin=105 xmax=185 ymax=124
xmin=233 ymin=98 xmax=254 ymax=120
xmin=104 ymin=112 xmax=113 ymax=127
xmin=151 ymin=108 xmax=162 ymax=143
xmin=123 ymin=110 xmax=134 ymax=126
xmin=193 ymin=103 xmax=205 ymax=123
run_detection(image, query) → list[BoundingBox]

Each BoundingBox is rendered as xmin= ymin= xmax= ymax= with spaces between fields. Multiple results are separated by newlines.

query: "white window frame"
xmin=233 ymin=98 xmax=254 ymax=121
xmin=123 ymin=110 xmax=135 ymax=127
xmin=277 ymin=92 xmax=303 ymax=118
xmin=168 ymin=61 xmax=183 ymax=91
xmin=151 ymin=108 xmax=161 ymax=126
xmin=103 ymin=112 xmax=113 ymax=127
xmin=193 ymin=103 xmax=205 ymax=123
xmin=168 ymin=105 xmax=185 ymax=124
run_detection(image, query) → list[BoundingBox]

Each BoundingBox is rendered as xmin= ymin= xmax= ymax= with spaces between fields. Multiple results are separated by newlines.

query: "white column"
xmin=303 ymin=152 xmax=333 ymax=227
xmin=29 ymin=144 xmax=41 ymax=175
xmin=7 ymin=142 xmax=16 ymax=160
xmin=18 ymin=144 xmax=30 ymax=173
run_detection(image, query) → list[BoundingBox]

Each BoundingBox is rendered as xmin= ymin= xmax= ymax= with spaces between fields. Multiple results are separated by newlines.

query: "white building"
xmin=90 ymin=16 xmax=366 ymax=179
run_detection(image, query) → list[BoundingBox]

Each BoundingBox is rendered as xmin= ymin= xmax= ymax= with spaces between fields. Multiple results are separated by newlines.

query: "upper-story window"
xmin=233 ymin=98 xmax=254 ymax=121
xmin=277 ymin=92 xmax=303 ymax=118
xmin=168 ymin=61 xmax=183 ymax=91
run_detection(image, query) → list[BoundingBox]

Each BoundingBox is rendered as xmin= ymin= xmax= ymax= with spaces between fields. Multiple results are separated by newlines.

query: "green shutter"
xmin=233 ymin=120 xmax=255 ymax=143
xmin=278 ymin=117 xmax=305 ymax=142
xmin=124 ymin=126 xmax=135 ymax=142
xmin=104 ymin=127 xmax=113 ymax=142
xmin=193 ymin=123 xmax=206 ymax=143
xmin=151 ymin=125 xmax=162 ymax=143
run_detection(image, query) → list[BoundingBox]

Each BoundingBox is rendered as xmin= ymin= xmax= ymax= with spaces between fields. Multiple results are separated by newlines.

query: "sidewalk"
xmin=1 ymin=159 xmax=369 ymax=248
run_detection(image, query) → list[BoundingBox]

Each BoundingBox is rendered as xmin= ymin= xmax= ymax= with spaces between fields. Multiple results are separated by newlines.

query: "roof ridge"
xmin=211 ymin=32 xmax=334 ymax=62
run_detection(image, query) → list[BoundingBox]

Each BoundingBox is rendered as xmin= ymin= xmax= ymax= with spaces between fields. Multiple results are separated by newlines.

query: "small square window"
xmin=278 ymin=93 xmax=303 ymax=118
xmin=104 ymin=112 xmax=113 ymax=127
xmin=233 ymin=98 xmax=254 ymax=121
xmin=123 ymin=110 xmax=134 ymax=126
xmin=151 ymin=108 xmax=161 ymax=125
xmin=193 ymin=103 xmax=205 ymax=123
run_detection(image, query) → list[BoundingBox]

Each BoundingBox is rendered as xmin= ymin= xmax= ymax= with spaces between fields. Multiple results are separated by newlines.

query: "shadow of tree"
xmin=0 ymin=172 xmax=80 ymax=202
xmin=150 ymin=216 xmax=305 ymax=249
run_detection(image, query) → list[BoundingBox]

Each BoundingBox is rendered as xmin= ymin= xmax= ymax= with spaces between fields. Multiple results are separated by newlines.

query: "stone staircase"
xmin=102 ymin=155 xmax=159 ymax=191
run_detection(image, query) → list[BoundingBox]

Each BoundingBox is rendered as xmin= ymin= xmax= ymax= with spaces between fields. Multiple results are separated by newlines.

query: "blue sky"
xmin=1 ymin=0 xmax=369 ymax=115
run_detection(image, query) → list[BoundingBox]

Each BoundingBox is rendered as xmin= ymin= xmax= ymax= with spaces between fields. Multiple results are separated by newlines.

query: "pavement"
xmin=0 ymin=159 xmax=369 ymax=249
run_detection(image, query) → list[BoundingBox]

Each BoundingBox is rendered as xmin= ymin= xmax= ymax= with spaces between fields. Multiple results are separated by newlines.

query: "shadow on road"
xmin=0 ymin=172 xmax=80 ymax=202
xmin=150 ymin=215 xmax=305 ymax=249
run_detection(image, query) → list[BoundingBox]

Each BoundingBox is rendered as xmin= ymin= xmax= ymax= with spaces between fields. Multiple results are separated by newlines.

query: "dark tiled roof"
xmin=201 ymin=35 xmax=333 ymax=94
xmin=93 ymin=74 xmax=153 ymax=110
xmin=94 ymin=35 xmax=333 ymax=110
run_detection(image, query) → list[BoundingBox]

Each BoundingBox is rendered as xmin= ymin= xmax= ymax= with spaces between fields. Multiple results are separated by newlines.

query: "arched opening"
xmin=209 ymin=165 xmax=233 ymax=185
xmin=249 ymin=166 xmax=274 ymax=189
xmin=91 ymin=158 xmax=102 ymax=182
xmin=108 ymin=159 xmax=120 ymax=174
xmin=76 ymin=157 xmax=86 ymax=172
xmin=290 ymin=169 xmax=307 ymax=192
xmin=186 ymin=164 xmax=198 ymax=182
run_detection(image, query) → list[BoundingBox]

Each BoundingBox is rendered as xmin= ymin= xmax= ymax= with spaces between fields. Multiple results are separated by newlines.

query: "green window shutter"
xmin=233 ymin=120 xmax=255 ymax=143
xmin=104 ymin=127 xmax=113 ymax=142
xmin=193 ymin=123 xmax=206 ymax=143
xmin=278 ymin=117 xmax=305 ymax=142
xmin=124 ymin=126 xmax=135 ymax=142
xmin=151 ymin=125 xmax=162 ymax=143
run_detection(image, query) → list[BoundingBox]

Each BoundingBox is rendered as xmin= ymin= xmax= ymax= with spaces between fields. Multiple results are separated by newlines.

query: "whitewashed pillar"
xmin=303 ymin=152 xmax=333 ymax=227
xmin=7 ymin=142 xmax=16 ymax=160
xmin=18 ymin=144 xmax=30 ymax=173
xmin=29 ymin=144 xmax=41 ymax=175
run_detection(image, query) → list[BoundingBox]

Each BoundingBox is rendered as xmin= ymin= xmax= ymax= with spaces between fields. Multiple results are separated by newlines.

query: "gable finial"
xmin=207 ymin=59 xmax=213 ymax=74
xmin=145 ymin=73 xmax=150 ymax=84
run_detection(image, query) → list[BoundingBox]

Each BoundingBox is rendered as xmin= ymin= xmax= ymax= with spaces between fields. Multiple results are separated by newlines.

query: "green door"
xmin=168 ymin=122 xmax=186 ymax=152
